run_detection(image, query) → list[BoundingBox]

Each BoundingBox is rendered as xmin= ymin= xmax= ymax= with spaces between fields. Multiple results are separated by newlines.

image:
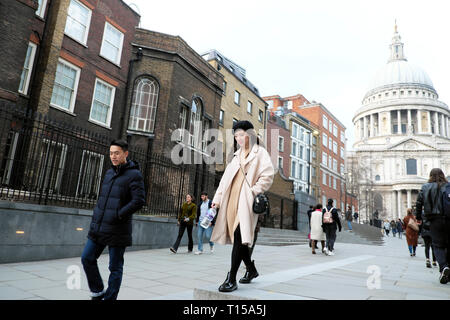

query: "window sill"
xmin=127 ymin=129 xmax=155 ymax=138
xmin=50 ymin=104 xmax=76 ymax=116
xmin=99 ymin=54 xmax=122 ymax=69
xmin=64 ymin=34 xmax=88 ymax=48
xmin=88 ymin=119 xmax=111 ymax=130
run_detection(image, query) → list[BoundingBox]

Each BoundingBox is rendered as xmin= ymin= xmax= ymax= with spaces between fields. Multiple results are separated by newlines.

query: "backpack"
xmin=442 ymin=183 xmax=450 ymax=217
xmin=323 ymin=207 xmax=334 ymax=224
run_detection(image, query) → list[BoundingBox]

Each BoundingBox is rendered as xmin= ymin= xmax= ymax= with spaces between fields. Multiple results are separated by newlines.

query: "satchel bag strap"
xmin=239 ymin=163 xmax=252 ymax=189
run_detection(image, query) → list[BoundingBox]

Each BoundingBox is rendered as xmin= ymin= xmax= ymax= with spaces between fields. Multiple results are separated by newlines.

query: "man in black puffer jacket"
xmin=81 ymin=139 xmax=145 ymax=300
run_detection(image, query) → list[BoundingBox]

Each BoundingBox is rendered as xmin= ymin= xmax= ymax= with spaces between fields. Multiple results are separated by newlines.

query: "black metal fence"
xmin=0 ymin=102 xmax=220 ymax=218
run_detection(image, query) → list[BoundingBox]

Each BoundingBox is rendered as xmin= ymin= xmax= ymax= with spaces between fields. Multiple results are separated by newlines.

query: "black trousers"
xmin=229 ymin=225 xmax=252 ymax=282
xmin=172 ymin=222 xmax=193 ymax=252
xmin=430 ymin=218 xmax=450 ymax=272
xmin=423 ymin=236 xmax=436 ymax=261
xmin=323 ymin=225 xmax=337 ymax=251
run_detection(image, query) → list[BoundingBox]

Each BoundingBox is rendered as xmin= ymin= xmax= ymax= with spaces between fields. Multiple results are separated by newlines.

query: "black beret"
xmin=232 ymin=120 xmax=254 ymax=132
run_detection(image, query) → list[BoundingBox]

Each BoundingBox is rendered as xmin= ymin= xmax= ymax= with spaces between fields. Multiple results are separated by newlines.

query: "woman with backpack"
xmin=322 ymin=199 xmax=342 ymax=256
xmin=415 ymin=168 xmax=450 ymax=284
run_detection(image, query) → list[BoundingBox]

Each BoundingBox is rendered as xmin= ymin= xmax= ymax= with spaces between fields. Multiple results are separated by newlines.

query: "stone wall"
xmin=0 ymin=201 xmax=196 ymax=263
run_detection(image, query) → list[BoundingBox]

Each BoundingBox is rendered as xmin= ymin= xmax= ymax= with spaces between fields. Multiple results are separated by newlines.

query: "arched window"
xmin=129 ymin=77 xmax=159 ymax=133
xmin=375 ymin=175 xmax=381 ymax=181
xmin=374 ymin=193 xmax=383 ymax=212
xmin=406 ymin=159 xmax=417 ymax=175
xmin=189 ymin=98 xmax=202 ymax=148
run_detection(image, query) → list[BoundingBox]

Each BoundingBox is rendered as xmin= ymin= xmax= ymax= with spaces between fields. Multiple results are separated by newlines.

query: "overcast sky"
xmin=124 ymin=0 xmax=450 ymax=150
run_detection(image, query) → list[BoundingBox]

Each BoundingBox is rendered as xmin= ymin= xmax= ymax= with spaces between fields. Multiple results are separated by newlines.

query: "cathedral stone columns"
xmin=363 ymin=116 xmax=368 ymax=138
xmin=397 ymin=190 xmax=402 ymax=219
xmin=428 ymin=111 xmax=432 ymax=133
xmin=418 ymin=110 xmax=422 ymax=133
xmin=407 ymin=109 xmax=412 ymax=133
xmin=370 ymin=114 xmax=374 ymax=137
xmin=407 ymin=190 xmax=412 ymax=210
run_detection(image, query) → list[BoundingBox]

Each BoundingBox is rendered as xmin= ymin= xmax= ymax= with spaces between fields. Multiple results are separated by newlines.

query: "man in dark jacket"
xmin=81 ymin=140 xmax=145 ymax=300
xmin=322 ymin=199 xmax=342 ymax=256
xmin=415 ymin=168 xmax=449 ymax=284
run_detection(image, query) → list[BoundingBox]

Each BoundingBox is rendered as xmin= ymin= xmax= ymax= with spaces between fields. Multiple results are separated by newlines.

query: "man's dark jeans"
xmin=431 ymin=218 xmax=450 ymax=272
xmin=172 ymin=222 xmax=193 ymax=252
xmin=81 ymin=238 xmax=126 ymax=300
xmin=323 ymin=225 xmax=337 ymax=251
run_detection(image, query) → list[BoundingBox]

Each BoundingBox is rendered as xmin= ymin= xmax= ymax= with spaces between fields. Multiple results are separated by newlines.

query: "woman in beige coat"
xmin=211 ymin=120 xmax=274 ymax=292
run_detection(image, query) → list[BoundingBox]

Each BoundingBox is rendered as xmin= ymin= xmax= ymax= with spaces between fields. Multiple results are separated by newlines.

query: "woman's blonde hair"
xmin=406 ymin=208 xmax=413 ymax=215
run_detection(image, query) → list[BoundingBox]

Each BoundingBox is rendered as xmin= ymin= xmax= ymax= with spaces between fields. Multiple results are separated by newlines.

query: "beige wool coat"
xmin=211 ymin=143 xmax=274 ymax=247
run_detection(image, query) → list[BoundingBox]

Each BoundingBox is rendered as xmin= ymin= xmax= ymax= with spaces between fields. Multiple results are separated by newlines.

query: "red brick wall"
xmin=266 ymin=115 xmax=291 ymax=176
xmin=45 ymin=0 xmax=140 ymax=137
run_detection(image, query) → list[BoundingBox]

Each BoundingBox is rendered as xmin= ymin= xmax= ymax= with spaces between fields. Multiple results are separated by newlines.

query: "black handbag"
xmin=240 ymin=165 xmax=269 ymax=215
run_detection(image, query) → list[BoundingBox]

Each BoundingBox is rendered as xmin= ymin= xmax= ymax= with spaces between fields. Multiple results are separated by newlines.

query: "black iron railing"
xmin=0 ymin=102 xmax=220 ymax=218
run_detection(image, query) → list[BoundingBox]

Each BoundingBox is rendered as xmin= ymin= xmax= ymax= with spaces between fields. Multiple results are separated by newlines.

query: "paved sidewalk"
xmin=0 ymin=233 xmax=448 ymax=300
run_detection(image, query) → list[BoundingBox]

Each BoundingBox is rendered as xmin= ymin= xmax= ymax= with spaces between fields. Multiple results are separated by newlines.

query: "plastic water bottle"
xmin=200 ymin=207 xmax=216 ymax=229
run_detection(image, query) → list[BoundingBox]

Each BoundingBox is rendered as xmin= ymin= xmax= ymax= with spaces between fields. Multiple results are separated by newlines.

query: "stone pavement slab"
xmin=0 ymin=232 xmax=449 ymax=300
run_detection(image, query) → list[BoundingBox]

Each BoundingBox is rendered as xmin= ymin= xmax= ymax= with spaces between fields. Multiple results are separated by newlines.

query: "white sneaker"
xmin=194 ymin=250 xmax=203 ymax=255
xmin=328 ymin=250 xmax=335 ymax=256
xmin=323 ymin=248 xmax=329 ymax=255
xmin=210 ymin=246 xmax=214 ymax=253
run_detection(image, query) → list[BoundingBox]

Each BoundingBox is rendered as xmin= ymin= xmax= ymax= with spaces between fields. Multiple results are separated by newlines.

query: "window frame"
xmin=278 ymin=136 xmax=284 ymax=152
xmin=247 ymin=100 xmax=253 ymax=114
xmin=219 ymin=109 xmax=224 ymax=126
xmin=36 ymin=0 xmax=48 ymax=18
xmin=89 ymin=78 xmax=116 ymax=128
xmin=100 ymin=21 xmax=124 ymax=66
xmin=64 ymin=0 xmax=92 ymax=46
xmin=128 ymin=77 xmax=159 ymax=133
xmin=50 ymin=58 xmax=81 ymax=114
xmin=234 ymin=90 xmax=240 ymax=105
xmin=18 ymin=42 xmax=37 ymax=95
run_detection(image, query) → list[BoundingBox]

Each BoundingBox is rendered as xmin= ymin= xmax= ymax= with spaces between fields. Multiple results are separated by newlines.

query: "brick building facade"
xmin=125 ymin=28 xmax=224 ymax=158
xmin=296 ymin=102 xmax=351 ymax=211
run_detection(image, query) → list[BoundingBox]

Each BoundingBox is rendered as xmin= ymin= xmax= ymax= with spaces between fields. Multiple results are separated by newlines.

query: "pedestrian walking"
xmin=396 ymin=219 xmax=404 ymax=239
xmin=210 ymin=121 xmax=274 ymax=292
xmin=383 ymin=220 xmax=391 ymax=237
xmin=307 ymin=205 xmax=318 ymax=249
xmin=310 ymin=204 xmax=326 ymax=254
xmin=353 ymin=211 xmax=359 ymax=224
xmin=170 ymin=194 xmax=197 ymax=254
xmin=420 ymin=214 xmax=437 ymax=268
xmin=81 ymin=140 xmax=145 ymax=300
xmin=345 ymin=206 xmax=353 ymax=231
xmin=415 ymin=168 xmax=450 ymax=284
xmin=391 ymin=220 xmax=397 ymax=237
xmin=403 ymin=208 xmax=420 ymax=257
xmin=322 ymin=199 xmax=342 ymax=256
xmin=195 ymin=192 xmax=215 ymax=254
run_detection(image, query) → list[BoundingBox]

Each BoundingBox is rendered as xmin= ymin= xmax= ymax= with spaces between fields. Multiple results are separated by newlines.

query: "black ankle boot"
xmin=219 ymin=272 xmax=237 ymax=292
xmin=239 ymin=260 xmax=259 ymax=284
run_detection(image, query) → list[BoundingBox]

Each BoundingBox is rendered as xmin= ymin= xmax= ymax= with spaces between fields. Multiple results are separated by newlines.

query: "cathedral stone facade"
xmin=353 ymin=26 xmax=450 ymax=221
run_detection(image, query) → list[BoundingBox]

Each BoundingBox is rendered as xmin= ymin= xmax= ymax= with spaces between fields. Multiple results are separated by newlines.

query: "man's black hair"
xmin=110 ymin=139 xmax=128 ymax=152
xmin=201 ymin=191 xmax=208 ymax=196
xmin=327 ymin=199 xmax=334 ymax=205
